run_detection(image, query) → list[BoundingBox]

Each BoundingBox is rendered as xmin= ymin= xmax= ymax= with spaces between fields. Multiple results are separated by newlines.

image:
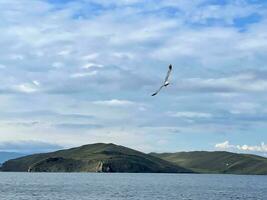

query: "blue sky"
xmin=0 ymin=0 xmax=267 ymax=155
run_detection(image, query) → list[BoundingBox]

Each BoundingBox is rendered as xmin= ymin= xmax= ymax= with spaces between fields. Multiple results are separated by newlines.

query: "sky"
xmin=0 ymin=0 xmax=267 ymax=156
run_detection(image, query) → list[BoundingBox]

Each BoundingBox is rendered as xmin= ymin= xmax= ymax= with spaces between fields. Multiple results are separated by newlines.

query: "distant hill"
xmin=1 ymin=143 xmax=192 ymax=173
xmin=2 ymin=145 xmax=266 ymax=175
xmin=0 ymin=152 xmax=26 ymax=164
xmin=150 ymin=151 xmax=267 ymax=175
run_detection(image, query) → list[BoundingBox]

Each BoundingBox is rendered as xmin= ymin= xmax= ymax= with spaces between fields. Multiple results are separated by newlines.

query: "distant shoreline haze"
xmin=0 ymin=152 xmax=27 ymax=164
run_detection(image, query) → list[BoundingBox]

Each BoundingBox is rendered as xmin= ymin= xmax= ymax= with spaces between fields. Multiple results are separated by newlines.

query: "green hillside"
xmin=1 ymin=143 xmax=192 ymax=173
xmin=150 ymin=151 xmax=267 ymax=175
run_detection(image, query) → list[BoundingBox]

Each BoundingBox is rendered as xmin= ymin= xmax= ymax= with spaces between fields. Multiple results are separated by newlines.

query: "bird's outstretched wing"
xmin=151 ymin=85 xmax=164 ymax=96
xmin=151 ymin=64 xmax=173 ymax=96
xmin=164 ymin=64 xmax=172 ymax=84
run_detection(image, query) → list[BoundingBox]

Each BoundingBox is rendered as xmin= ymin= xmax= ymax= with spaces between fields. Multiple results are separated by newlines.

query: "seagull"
xmin=151 ymin=64 xmax=173 ymax=96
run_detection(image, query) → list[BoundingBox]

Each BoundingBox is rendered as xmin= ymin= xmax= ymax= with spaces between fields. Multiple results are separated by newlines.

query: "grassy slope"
xmin=1 ymin=143 xmax=192 ymax=173
xmin=150 ymin=151 xmax=267 ymax=175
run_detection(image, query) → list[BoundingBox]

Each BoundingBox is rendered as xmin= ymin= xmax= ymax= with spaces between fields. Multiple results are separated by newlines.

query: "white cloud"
xmin=82 ymin=63 xmax=104 ymax=69
xmin=70 ymin=71 xmax=98 ymax=78
xmin=14 ymin=83 xmax=39 ymax=93
xmin=58 ymin=50 xmax=71 ymax=56
xmin=33 ymin=80 xmax=40 ymax=86
xmin=237 ymin=142 xmax=267 ymax=152
xmin=169 ymin=111 xmax=212 ymax=118
xmin=215 ymin=141 xmax=267 ymax=153
xmin=175 ymin=73 xmax=267 ymax=93
xmin=189 ymin=2 xmax=258 ymax=25
xmin=215 ymin=141 xmax=233 ymax=149
xmin=93 ymin=99 xmax=136 ymax=107
xmin=81 ymin=53 xmax=99 ymax=60
xmin=229 ymin=102 xmax=259 ymax=114
xmin=112 ymin=52 xmax=134 ymax=60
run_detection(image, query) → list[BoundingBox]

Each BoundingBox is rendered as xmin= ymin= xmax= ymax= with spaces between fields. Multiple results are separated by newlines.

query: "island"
xmin=1 ymin=143 xmax=267 ymax=175
xmin=1 ymin=143 xmax=191 ymax=173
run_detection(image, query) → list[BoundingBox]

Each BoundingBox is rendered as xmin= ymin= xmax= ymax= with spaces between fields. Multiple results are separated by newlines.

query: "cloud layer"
xmin=0 ymin=0 xmax=267 ymax=153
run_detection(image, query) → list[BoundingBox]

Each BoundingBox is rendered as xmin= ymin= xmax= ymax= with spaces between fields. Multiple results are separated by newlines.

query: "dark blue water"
xmin=0 ymin=173 xmax=266 ymax=200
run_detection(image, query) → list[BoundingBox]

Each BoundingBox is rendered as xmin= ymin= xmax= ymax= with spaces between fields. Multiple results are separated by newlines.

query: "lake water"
xmin=0 ymin=173 xmax=266 ymax=200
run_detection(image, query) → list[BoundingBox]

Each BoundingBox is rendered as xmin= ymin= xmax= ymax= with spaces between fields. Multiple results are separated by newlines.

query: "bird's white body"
xmin=164 ymin=81 xmax=170 ymax=86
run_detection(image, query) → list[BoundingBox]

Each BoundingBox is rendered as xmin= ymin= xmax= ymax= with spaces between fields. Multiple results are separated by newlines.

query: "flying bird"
xmin=151 ymin=64 xmax=172 ymax=96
